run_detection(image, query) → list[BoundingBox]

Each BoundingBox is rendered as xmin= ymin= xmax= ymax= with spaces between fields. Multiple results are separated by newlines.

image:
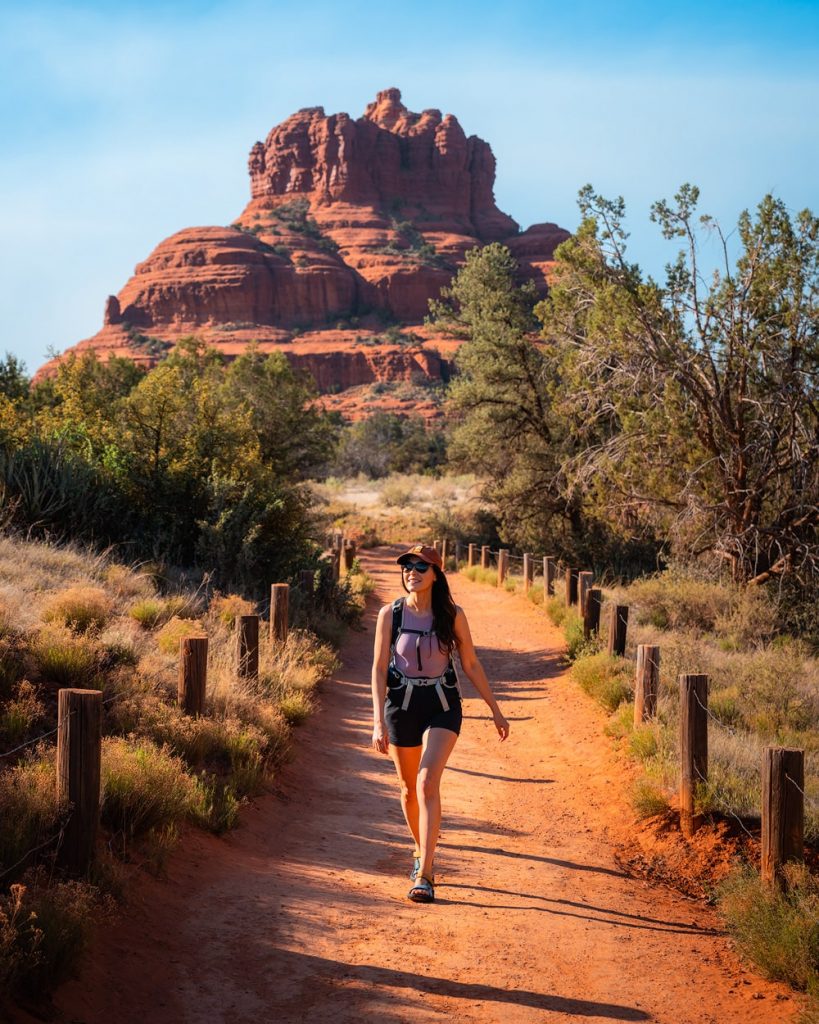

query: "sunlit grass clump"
xmin=100 ymin=736 xmax=198 ymax=840
xmin=30 ymin=624 xmax=102 ymax=688
xmin=155 ymin=616 xmax=206 ymax=655
xmin=41 ymin=586 xmax=112 ymax=632
xmin=571 ymin=652 xmax=633 ymax=711
xmin=717 ymin=863 xmax=819 ymax=1001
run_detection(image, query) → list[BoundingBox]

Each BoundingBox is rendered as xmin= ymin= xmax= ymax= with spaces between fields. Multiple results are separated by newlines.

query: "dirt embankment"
xmin=16 ymin=547 xmax=799 ymax=1024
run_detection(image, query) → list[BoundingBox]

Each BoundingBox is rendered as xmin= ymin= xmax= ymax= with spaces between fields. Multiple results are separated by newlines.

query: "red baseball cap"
xmin=396 ymin=544 xmax=443 ymax=570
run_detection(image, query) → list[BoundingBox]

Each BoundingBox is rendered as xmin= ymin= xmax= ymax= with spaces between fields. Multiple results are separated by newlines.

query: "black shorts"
xmin=384 ymin=674 xmax=463 ymax=747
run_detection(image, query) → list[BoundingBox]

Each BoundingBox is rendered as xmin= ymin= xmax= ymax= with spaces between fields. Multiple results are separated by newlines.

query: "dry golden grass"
xmin=41 ymin=586 xmax=113 ymax=632
xmin=208 ymin=593 xmax=256 ymax=628
xmin=155 ymin=616 xmax=207 ymax=655
xmin=0 ymin=533 xmax=347 ymax=1003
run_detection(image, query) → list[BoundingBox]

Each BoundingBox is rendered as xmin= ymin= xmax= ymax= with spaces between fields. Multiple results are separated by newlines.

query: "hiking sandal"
xmin=408 ymin=873 xmax=435 ymax=903
xmin=410 ymin=854 xmax=421 ymax=881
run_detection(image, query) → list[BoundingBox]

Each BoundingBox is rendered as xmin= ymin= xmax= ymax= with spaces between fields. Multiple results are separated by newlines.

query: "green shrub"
xmin=279 ymin=691 xmax=313 ymax=726
xmin=717 ymin=863 xmax=819 ymax=997
xmin=710 ymin=685 xmax=743 ymax=728
xmin=0 ymin=680 xmax=47 ymax=747
xmin=604 ymin=702 xmax=633 ymax=740
xmin=0 ymin=638 xmax=26 ymax=699
xmin=100 ymin=736 xmax=197 ymax=840
xmin=0 ymin=750 xmax=66 ymax=882
xmin=630 ymin=777 xmax=669 ymax=818
xmin=736 ymin=644 xmax=816 ymax=735
xmin=571 ymin=651 xmax=633 ymax=710
xmin=190 ymin=775 xmax=241 ymax=834
xmin=624 ymin=570 xmax=778 ymax=647
xmin=30 ymin=625 xmax=101 ymax=688
xmin=0 ymin=871 xmax=101 ymax=1000
xmin=564 ymin=611 xmax=593 ymax=661
xmin=41 ymin=586 xmax=112 ymax=632
xmin=155 ymin=616 xmax=206 ymax=655
xmin=545 ymin=596 xmax=567 ymax=626
xmin=223 ymin=727 xmax=266 ymax=796
xmin=128 ymin=599 xmax=167 ymax=629
xmin=380 ymin=480 xmax=413 ymax=507
xmin=208 ymin=592 xmax=256 ymax=628
xmin=629 ymin=723 xmax=659 ymax=761
xmin=464 ymin=565 xmax=499 ymax=587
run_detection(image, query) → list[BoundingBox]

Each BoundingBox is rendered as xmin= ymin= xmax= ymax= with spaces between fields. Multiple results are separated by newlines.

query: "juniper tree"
xmin=538 ymin=185 xmax=819 ymax=584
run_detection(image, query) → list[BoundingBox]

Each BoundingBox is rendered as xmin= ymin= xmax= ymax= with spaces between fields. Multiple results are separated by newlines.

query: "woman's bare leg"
xmin=389 ymin=743 xmax=423 ymax=854
xmin=416 ymin=727 xmax=459 ymax=880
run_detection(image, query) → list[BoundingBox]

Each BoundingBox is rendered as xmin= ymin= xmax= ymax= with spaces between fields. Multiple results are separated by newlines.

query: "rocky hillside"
xmin=39 ymin=88 xmax=569 ymax=418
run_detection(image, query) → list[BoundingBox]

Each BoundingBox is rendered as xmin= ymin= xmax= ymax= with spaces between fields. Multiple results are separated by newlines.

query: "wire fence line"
xmin=690 ymin=689 xmax=818 ymax=814
xmin=462 ymin=541 xmax=565 ymax=567
xmin=0 ymin=688 xmax=132 ymax=883
xmin=456 ymin=534 xmax=816 ymax=853
xmin=0 ymin=821 xmax=68 ymax=884
xmin=692 ymin=761 xmax=760 ymax=843
xmin=0 ymin=690 xmax=125 ymax=761
xmin=692 ymin=689 xmax=743 ymax=740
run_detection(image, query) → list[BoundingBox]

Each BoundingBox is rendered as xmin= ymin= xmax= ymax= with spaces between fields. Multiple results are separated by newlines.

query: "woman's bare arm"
xmin=453 ymin=606 xmax=503 ymax=717
xmin=371 ymin=604 xmax=392 ymax=752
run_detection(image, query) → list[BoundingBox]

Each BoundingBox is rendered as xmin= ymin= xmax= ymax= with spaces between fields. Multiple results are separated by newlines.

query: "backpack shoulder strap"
xmin=390 ymin=597 xmax=404 ymax=651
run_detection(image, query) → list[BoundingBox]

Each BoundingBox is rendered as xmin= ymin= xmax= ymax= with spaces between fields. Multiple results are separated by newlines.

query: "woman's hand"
xmin=492 ymin=706 xmax=510 ymax=742
xmin=372 ymin=718 xmax=390 ymax=755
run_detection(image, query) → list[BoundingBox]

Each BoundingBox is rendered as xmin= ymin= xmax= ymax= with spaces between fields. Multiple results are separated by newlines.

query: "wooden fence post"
xmin=236 ymin=614 xmax=260 ymax=681
xmin=634 ymin=645 xmax=660 ymax=725
xmin=178 ymin=636 xmax=208 ymax=716
xmin=270 ymin=583 xmax=289 ymax=644
xmin=440 ymin=538 xmax=448 ymax=564
xmin=583 ymin=589 xmax=602 ymax=639
xmin=762 ymin=747 xmax=805 ymax=888
xmin=434 ymin=538 xmax=442 ymax=555
xmin=497 ymin=549 xmax=509 ymax=586
xmin=468 ymin=543 xmax=477 ymax=568
xmin=543 ymin=556 xmax=555 ymax=596
xmin=679 ymin=673 xmax=709 ymax=837
xmin=299 ymin=569 xmax=315 ymax=598
xmin=607 ymin=604 xmax=629 ymax=656
xmin=56 ymin=688 xmax=101 ymax=876
xmin=342 ymin=541 xmax=356 ymax=574
xmin=523 ymin=553 xmax=533 ymax=592
xmin=577 ymin=571 xmax=594 ymax=615
xmin=480 ymin=545 xmax=489 ymax=569
xmin=455 ymin=541 xmax=463 ymax=567
xmin=330 ymin=548 xmax=340 ymax=582
xmin=565 ymin=568 xmax=578 ymax=608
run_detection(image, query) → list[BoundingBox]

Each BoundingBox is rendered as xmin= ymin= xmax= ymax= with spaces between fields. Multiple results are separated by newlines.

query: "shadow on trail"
xmin=447 ymin=764 xmax=554 ymax=784
xmin=469 ymin=645 xmax=565 ymax=684
xmin=461 ymin=711 xmax=535 ymax=721
xmin=261 ymin=947 xmax=652 ymax=1021
xmin=441 ymin=882 xmax=719 ymax=935
xmin=438 ymin=840 xmax=631 ymax=879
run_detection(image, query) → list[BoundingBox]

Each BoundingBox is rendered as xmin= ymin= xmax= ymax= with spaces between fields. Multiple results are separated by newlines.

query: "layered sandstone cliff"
xmin=39 ymin=88 xmax=569 ymax=417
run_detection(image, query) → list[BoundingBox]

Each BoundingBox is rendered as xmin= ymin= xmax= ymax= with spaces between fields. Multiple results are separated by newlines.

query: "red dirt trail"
xmin=23 ymin=547 xmax=798 ymax=1024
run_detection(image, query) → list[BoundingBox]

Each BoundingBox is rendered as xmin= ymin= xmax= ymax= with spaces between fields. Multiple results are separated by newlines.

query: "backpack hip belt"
xmin=390 ymin=668 xmax=456 ymax=712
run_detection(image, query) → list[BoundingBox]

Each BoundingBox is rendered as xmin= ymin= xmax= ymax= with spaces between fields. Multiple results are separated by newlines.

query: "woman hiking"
xmin=371 ymin=544 xmax=510 ymax=903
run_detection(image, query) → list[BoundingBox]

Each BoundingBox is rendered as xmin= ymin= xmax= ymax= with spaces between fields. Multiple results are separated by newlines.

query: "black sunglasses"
xmin=401 ymin=560 xmax=431 ymax=573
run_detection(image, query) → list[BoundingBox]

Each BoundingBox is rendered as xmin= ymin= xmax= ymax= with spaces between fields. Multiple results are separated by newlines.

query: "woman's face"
xmin=401 ymin=560 xmax=436 ymax=595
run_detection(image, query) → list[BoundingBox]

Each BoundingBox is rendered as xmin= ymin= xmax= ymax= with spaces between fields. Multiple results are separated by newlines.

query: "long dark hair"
xmin=401 ymin=566 xmax=457 ymax=656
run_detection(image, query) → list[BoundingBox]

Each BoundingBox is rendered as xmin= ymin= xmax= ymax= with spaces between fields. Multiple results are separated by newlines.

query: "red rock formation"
xmin=39 ymin=88 xmax=571 ymax=418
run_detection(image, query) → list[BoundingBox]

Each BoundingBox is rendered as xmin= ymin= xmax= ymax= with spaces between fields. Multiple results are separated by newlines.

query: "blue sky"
xmin=1 ymin=0 xmax=818 ymax=373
